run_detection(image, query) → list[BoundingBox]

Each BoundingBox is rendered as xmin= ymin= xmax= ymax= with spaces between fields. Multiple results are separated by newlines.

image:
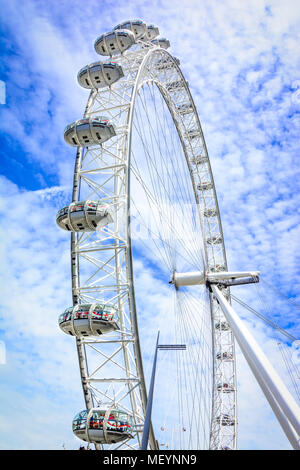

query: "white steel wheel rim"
xmin=128 ymin=74 xmax=211 ymax=450
xmin=69 ymin=43 xmax=237 ymax=450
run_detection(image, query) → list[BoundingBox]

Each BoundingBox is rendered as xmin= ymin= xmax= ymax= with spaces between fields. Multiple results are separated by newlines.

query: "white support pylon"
xmin=211 ymin=284 xmax=300 ymax=449
xmin=248 ymin=354 xmax=300 ymax=449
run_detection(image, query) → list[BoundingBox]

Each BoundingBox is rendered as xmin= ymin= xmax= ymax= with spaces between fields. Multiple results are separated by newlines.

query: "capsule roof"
xmin=151 ymin=37 xmax=170 ymax=49
xmin=144 ymin=24 xmax=160 ymax=40
xmin=77 ymin=61 xmax=124 ymax=89
xmin=114 ymin=19 xmax=147 ymax=39
xmin=64 ymin=116 xmax=116 ymax=147
xmin=56 ymin=199 xmax=113 ymax=232
xmin=155 ymin=56 xmax=180 ymax=70
xmin=94 ymin=29 xmax=135 ymax=56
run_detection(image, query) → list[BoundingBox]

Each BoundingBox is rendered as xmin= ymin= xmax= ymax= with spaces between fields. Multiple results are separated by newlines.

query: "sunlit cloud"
xmin=0 ymin=0 xmax=299 ymax=449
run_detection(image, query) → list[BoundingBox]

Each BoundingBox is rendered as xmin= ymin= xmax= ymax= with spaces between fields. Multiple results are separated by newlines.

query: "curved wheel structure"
xmin=58 ymin=20 xmax=237 ymax=450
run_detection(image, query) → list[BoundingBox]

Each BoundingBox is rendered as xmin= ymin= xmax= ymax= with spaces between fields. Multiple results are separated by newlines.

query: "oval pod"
xmin=94 ymin=29 xmax=135 ymax=56
xmin=77 ymin=61 xmax=124 ymax=89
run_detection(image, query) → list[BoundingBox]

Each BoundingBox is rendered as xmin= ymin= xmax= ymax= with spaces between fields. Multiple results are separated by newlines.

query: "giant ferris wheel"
xmin=56 ymin=19 xmax=300 ymax=451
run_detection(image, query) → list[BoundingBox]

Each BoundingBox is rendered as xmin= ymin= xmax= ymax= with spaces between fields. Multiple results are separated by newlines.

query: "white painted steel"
xmin=62 ymin=24 xmax=237 ymax=450
xmin=173 ymin=270 xmax=260 ymax=287
xmin=207 ymin=271 xmax=260 ymax=281
xmin=172 ymin=271 xmax=205 ymax=287
xmin=212 ymin=285 xmax=300 ymax=448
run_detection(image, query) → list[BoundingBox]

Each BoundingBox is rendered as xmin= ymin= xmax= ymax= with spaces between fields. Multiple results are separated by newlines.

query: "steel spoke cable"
xmin=130 ymin=128 xmax=202 ymax=271
xmin=130 ymin=162 xmax=180 ymax=271
xmin=132 ymin=95 xmax=182 ymax=264
xmin=134 ymin=87 xmax=174 ymax=225
xmin=176 ymin=289 xmax=212 ymax=448
xmin=175 ymin=294 xmax=200 ymax=448
xmin=175 ymin=290 xmax=208 ymax=449
xmin=136 ymin=84 xmax=198 ymax=258
xmin=174 ymin=291 xmax=187 ymax=448
xmin=231 ymin=293 xmax=298 ymax=342
xmin=131 ymin=118 xmax=203 ymax=271
xmin=155 ymin=83 xmax=199 ymax=220
xmin=130 ymin=149 xmax=175 ymax=270
xmin=129 ymin=192 xmax=174 ymax=271
xmin=261 ymin=279 xmax=300 ymax=310
xmin=148 ymin=83 xmax=194 ymax=216
xmin=152 ymin=85 xmax=204 ymax=268
xmin=131 ymin=150 xmax=204 ymax=273
xmin=180 ymin=289 xmax=213 ymax=430
xmin=138 ymin=84 xmax=203 ymax=267
xmin=131 ymin=112 xmax=177 ymax=265
xmin=130 ymin=166 xmax=193 ymax=273
xmin=277 ymin=342 xmax=300 ymax=403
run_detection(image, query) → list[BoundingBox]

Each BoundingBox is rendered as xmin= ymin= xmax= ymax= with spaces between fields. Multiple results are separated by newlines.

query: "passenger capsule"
xmin=114 ymin=19 xmax=147 ymax=39
xmin=56 ymin=200 xmax=113 ymax=232
xmin=64 ymin=116 xmax=116 ymax=147
xmin=166 ymin=80 xmax=185 ymax=92
xmin=151 ymin=37 xmax=170 ymax=49
xmin=77 ymin=61 xmax=124 ymax=89
xmin=217 ymin=382 xmax=235 ymax=393
xmin=210 ymin=264 xmax=226 ymax=272
xmin=204 ymin=208 xmax=217 ymax=217
xmin=94 ymin=29 xmax=135 ymax=56
xmin=207 ymin=235 xmax=222 ymax=245
xmin=187 ymin=129 xmax=200 ymax=140
xmin=58 ymin=303 xmax=118 ymax=337
xmin=216 ymin=414 xmax=235 ymax=426
xmin=72 ymin=407 xmax=133 ymax=444
xmin=216 ymin=351 xmax=233 ymax=361
xmin=177 ymin=103 xmax=193 ymax=115
xmin=215 ymin=321 xmax=230 ymax=331
xmin=192 ymin=155 xmax=208 ymax=165
xmin=197 ymin=182 xmax=213 ymax=191
xmin=144 ymin=24 xmax=159 ymax=40
xmin=155 ymin=56 xmax=180 ymax=70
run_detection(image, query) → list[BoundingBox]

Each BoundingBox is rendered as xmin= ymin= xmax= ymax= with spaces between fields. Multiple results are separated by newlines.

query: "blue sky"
xmin=0 ymin=0 xmax=300 ymax=450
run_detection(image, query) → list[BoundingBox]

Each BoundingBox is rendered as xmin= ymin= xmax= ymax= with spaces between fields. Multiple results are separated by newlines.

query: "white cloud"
xmin=1 ymin=0 xmax=299 ymax=450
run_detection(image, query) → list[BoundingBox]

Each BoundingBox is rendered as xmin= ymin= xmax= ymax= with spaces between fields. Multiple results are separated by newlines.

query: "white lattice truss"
xmin=70 ymin=41 xmax=237 ymax=450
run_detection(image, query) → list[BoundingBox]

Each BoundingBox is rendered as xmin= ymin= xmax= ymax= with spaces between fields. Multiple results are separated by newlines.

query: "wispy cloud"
xmin=0 ymin=0 xmax=299 ymax=449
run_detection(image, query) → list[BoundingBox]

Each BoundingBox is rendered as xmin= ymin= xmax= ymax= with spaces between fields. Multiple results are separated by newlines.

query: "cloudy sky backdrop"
xmin=0 ymin=0 xmax=299 ymax=449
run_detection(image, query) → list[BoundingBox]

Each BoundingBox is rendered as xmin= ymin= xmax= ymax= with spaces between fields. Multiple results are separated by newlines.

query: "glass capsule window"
xmin=86 ymin=202 xmax=98 ymax=212
xmin=59 ymin=307 xmax=73 ymax=324
xmin=57 ymin=207 xmax=68 ymax=218
xmin=106 ymin=33 xmax=115 ymax=40
xmin=64 ymin=123 xmax=74 ymax=132
xmin=91 ymin=305 xmax=104 ymax=319
xmin=95 ymin=116 xmax=108 ymax=123
xmin=102 ymin=308 xmax=114 ymax=321
xmin=75 ymin=305 xmax=90 ymax=319
xmin=77 ymin=123 xmax=90 ymax=131
xmin=71 ymin=203 xmax=85 ymax=212
xmin=73 ymin=410 xmax=88 ymax=431
xmin=90 ymin=410 xmax=132 ymax=432
xmin=78 ymin=67 xmax=88 ymax=77
xmin=90 ymin=62 xmax=101 ymax=69
xmin=89 ymin=410 xmax=105 ymax=429
xmin=91 ymin=304 xmax=115 ymax=321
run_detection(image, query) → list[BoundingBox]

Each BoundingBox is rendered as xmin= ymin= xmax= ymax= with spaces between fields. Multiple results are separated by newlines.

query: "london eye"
xmin=56 ymin=19 xmax=300 ymax=451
